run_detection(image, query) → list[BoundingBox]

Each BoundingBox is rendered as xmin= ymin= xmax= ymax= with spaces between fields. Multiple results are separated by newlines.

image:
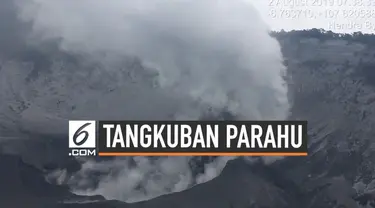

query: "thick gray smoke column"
xmin=11 ymin=0 xmax=290 ymax=202
xmin=16 ymin=0 xmax=289 ymax=121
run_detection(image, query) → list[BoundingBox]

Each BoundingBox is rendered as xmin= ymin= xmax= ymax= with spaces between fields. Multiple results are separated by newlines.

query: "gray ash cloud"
xmin=0 ymin=0 xmax=289 ymax=202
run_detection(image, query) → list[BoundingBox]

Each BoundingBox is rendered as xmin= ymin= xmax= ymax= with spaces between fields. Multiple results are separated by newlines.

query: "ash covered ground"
xmin=1 ymin=0 xmax=375 ymax=208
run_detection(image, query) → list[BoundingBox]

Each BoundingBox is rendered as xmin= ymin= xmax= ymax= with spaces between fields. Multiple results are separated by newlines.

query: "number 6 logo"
xmin=73 ymin=123 xmax=91 ymax=146
xmin=69 ymin=120 xmax=96 ymax=148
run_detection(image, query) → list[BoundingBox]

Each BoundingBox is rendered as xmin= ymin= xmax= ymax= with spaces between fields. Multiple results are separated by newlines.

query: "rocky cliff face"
xmin=273 ymin=31 xmax=375 ymax=208
xmin=3 ymin=30 xmax=375 ymax=208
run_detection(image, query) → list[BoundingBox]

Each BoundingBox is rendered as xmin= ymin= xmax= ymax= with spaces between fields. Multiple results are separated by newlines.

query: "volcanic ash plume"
xmin=0 ymin=0 xmax=291 ymax=202
xmin=13 ymin=0 xmax=289 ymax=123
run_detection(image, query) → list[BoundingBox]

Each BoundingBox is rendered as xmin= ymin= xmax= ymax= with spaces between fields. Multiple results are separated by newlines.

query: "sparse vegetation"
xmin=271 ymin=29 xmax=375 ymax=46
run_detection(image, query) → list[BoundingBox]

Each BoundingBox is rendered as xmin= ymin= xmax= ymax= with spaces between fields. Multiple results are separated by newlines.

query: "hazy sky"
xmin=250 ymin=0 xmax=375 ymax=33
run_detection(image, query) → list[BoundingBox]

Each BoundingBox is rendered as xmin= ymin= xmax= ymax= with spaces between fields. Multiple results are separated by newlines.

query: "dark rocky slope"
xmin=3 ymin=30 xmax=375 ymax=208
xmin=0 ymin=154 xmax=297 ymax=208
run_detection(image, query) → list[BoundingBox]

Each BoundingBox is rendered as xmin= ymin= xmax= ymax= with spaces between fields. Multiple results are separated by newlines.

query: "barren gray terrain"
xmin=3 ymin=0 xmax=375 ymax=207
xmin=2 ymin=30 xmax=375 ymax=208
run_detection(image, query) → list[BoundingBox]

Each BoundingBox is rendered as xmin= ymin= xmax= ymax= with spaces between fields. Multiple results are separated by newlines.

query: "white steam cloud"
xmin=1 ymin=0 xmax=289 ymax=202
xmin=48 ymin=156 xmax=237 ymax=202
